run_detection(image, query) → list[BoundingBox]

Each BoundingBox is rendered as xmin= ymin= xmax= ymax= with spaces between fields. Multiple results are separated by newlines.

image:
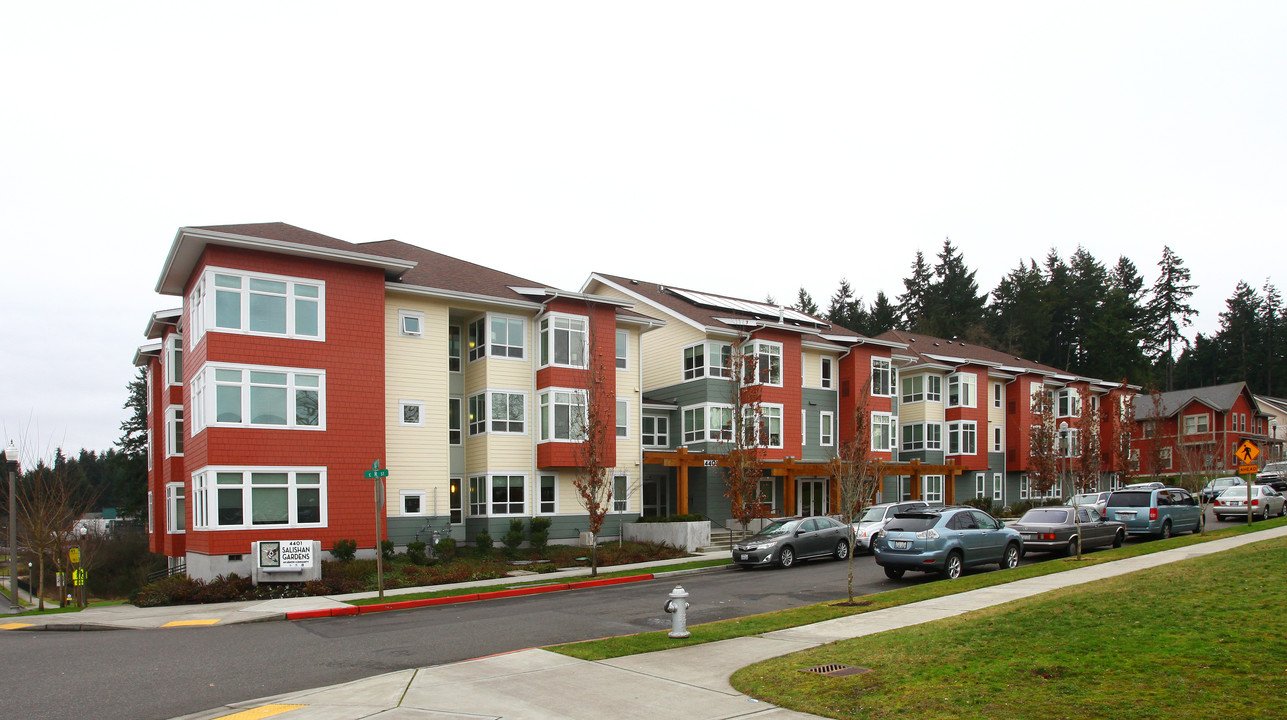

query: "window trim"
xmin=642 ymin=414 xmax=670 ymax=448
xmin=992 ymin=425 xmax=1003 ymax=453
xmin=538 ymin=387 xmax=587 ymax=443
xmin=538 ymin=311 xmax=589 ymax=369
xmin=682 ymin=403 xmax=733 ymax=444
xmin=947 ymin=420 xmax=977 ymax=456
xmin=948 ymin=372 xmax=976 ymax=409
xmin=871 ymin=357 xmax=894 ymax=398
xmin=681 ymin=340 xmax=733 ymax=381
xmin=165 ymin=405 xmax=184 ymax=458
xmin=538 ymin=474 xmax=558 ymax=514
xmin=399 ymin=399 xmax=425 ymax=428
xmin=871 ymin=412 xmax=894 ymax=452
xmin=615 ymin=329 xmax=629 ymax=371
xmin=400 ymin=489 xmax=427 ymax=516
xmin=166 ymin=334 xmax=184 ymax=386
xmin=468 ymin=473 xmax=528 ymax=517
xmin=616 ymin=398 xmax=630 ymax=438
xmin=752 ymin=403 xmax=785 ymax=449
xmin=398 ymin=309 xmax=425 ymax=338
xmin=612 ymin=473 xmax=630 ymax=513
xmin=820 ymin=411 xmax=835 ymax=447
xmin=191 ymin=466 xmax=327 ymax=531
xmin=1184 ymin=413 xmax=1211 ymax=435
xmin=745 ymin=340 xmax=784 ymax=387
xmin=165 ymin=482 xmax=185 ymax=534
xmin=469 ymin=389 xmax=527 ymax=437
xmin=195 ymin=362 xmax=326 ymax=431
xmin=820 ymin=356 xmax=834 ymax=390
xmin=448 ymin=397 xmax=463 ymax=445
xmin=468 ymin=313 xmax=527 ymax=362
xmin=992 ymin=381 xmax=1003 ymax=409
xmin=448 ymin=325 xmax=463 ymax=372
xmin=200 ymin=266 xmax=325 ymax=341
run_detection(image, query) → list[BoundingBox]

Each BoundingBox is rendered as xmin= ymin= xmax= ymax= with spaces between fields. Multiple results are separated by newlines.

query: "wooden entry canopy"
xmin=642 ymin=448 xmax=967 ymax=515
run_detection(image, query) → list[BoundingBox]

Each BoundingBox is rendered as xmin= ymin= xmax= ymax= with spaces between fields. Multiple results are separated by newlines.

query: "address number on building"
xmin=703 ymin=460 xmax=718 ymax=467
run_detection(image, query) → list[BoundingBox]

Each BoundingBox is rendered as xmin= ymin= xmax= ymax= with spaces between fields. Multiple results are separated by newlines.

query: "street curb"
xmin=285 ymin=573 xmax=658 ymax=620
xmin=12 ymin=622 xmax=121 ymax=632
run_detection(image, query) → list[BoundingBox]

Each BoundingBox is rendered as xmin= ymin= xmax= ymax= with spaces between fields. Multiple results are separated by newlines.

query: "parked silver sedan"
xmin=1010 ymin=505 xmax=1126 ymax=555
xmin=1214 ymin=485 xmax=1287 ymax=521
xmin=850 ymin=500 xmax=930 ymax=554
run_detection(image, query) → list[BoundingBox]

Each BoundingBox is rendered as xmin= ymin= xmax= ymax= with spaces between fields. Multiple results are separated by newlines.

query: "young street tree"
xmin=573 ymin=338 xmax=614 ymax=576
xmin=16 ymin=457 xmax=101 ymax=609
xmin=723 ymin=342 xmax=765 ymax=534
xmin=830 ymin=387 xmax=881 ymax=603
xmin=1027 ymin=388 xmax=1060 ymax=500
xmin=1142 ymin=389 xmax=1167 ymax=479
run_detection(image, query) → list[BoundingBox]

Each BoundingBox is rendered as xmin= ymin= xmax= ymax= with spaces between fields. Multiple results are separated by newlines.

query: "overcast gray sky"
xmin=3 ymin=2 xmax=1284 ymax=457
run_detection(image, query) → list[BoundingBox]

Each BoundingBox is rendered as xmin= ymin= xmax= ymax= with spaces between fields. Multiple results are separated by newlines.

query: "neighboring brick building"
xmin=1131 ymin=382 xmax=1279 ymax=478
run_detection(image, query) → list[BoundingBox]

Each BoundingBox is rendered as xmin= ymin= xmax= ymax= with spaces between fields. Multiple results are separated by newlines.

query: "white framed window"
xmin=616 ymin=329 xmax=629 ymax=370
xmin=1019 ymin=474 xmax=1030 ymax=499
xmin=1057 ymin=388 xmax=1081 ymax=418
xmin=992 ymin=426 xmax=1003 ymax=453
xmin=538 ymin=388 xmax=586 ymax=442
xmin=1161 ymin=446 xmax=1173 ymax=470
xmin=165 ymin=405 xmax=184 ymax=457
xmin=923 ymin=475 xmax=944 ymax=503
xmin=448 ymin=325 xmax=462 ymax=372
xmin=992 ymin=473 xmax=1003 ymax=501
xmin=147 ymin=490 xmax=153 ymax=533
xmin=616 ymin=398 xmax=629 ymax=438
xmin=613 ymin=474 xmax=629 ymax=512
xmin=191 ymin=466 xmax=326 ymax=530
xmin=682 ymin=404 xmax=733 ymax=444
xmin=948 ymin=373 xmax=976 ymax=408
xmin=993 ymin=381 xmax=1003 ymax=409
xmin=1184 ymin=413 xmax=1210 ymax=435
xmin=400 ymin=400 xmax=425 ymax=427
xmin=539 ymin=313 xmax=588 ymax=368
xmin=202 ymin=267 xmax=323 ymax=341
xmin=802 ymin=409 xmax=807 ymax=444
xmin=752 ymin=404 xmax=784 ymax=448
xmin=872 ymin=412 xmax=894 ymax=452
xmin=194 ymin=363 xmax=324 ymax=430
xmin=642 ymin=415 xmax=669 ymax=447
xmin=682 ymin=341 xmax=732 ymax=381
xmin=745 ymin=340 xmax=783 ymax=386
xmin=820 ymin=411 xmax=834 ymax=447
xmin=820 ymin=357 xmax=834 ymax=390
xmin=400 ymin=490 xmax=427 ymax=516
xmin=1129 ymin=448 xmax=1140 ymax=471
xmin=901 ymin=422 xmax=942 ymax=451
xmin=468 ymin=390 xmax=526 ymax=435
xmin=166 ymin=482 xmax=185 ymax=533
xmin=449 ymin=398 xmax=462 ymax=445
xmin=398 ymin=309 xmax=424 ymax=337
xmin=468 ymin=313 xmax=525 ymax=361
xmin=489 ymin=474 xmax=527 ymax=515
xmin=902 ymin=374 xmax=942 ymax=403
xmin=538 ymin=474 xmax=557 ymax=514
xmin=948 ymin=421 xmax=977 ymax=455
xmin=166 ymin=335 xmax=184 ymax=386
xmin=975 ymin=473 xmax=986 ymax=498
xmin=872 ymin=358 xmax=894 ymax=397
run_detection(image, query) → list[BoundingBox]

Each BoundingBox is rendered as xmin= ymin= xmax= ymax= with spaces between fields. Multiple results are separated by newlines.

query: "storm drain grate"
xmin=801 ymin=663 xmax=871 ymax=678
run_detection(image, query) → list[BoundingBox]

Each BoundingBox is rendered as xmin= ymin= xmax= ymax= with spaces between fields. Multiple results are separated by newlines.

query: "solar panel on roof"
xmin=669 ymin=287 xmax=827 ymax=326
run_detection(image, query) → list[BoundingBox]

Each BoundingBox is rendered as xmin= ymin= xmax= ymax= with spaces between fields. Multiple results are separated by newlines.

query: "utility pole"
xmin=5 ymin=441 xmax=21 ymax=613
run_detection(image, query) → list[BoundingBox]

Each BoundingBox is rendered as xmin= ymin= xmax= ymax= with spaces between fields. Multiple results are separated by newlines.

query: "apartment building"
xmin=138 ymin=223 xmax=655 ymax=580
xmin=1131 ymin=382 xmax=1278 ymax=477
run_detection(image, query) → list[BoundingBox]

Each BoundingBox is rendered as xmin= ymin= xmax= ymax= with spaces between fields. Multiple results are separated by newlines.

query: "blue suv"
xmin=874 ymin=506 xmax=1023 ymax=580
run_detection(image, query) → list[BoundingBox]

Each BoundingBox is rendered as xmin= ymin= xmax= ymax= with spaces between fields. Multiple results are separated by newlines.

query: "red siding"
xmin=837 ymin=345 xmax=895 ymax=460
xmin=535 ymin=299 xmax=619 ymax=469
xmin=944 ymin=366 xmax=989 ymax=471
xmin=749 ymin=329 xmax=802 ymax=462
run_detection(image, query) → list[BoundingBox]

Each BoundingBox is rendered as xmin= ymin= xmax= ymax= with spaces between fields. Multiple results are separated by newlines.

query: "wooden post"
xmin=675 ymin=447 xmax=691 ymax=515
xmin=909 ymin=459 xmax=921 ymax=501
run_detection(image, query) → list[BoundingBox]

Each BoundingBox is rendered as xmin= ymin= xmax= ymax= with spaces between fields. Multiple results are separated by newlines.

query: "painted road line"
xmin=212 ymin=704 xmax=306 ymax=719
xmin=162 ymin=618 xmax=223 ymax=627
xmin=0 ymin=622 xmax=34 ymax=630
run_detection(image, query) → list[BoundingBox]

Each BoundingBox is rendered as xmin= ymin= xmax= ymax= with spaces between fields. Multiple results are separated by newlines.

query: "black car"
xmin=732 ymin=516 xmax=850 ymax=569
xmin=1199 ymin=476 xmax=1246 ymax=504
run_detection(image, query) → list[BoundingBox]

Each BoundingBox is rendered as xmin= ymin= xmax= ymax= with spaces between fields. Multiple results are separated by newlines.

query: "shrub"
xmin=964 ymin=497 xmax=994 ymax=512
xmin=434 ymin=537 xmax=457 ymax=563
xmin=503 ymin=519 xmax=526 ymax=558
xmin=529 ymin=517 xmax=551 ymax=555
xmin=406 ymin=541 xmax=428 ymax=565
xmin=132 ymin=574 xmax=203 ymax=607
xmin=332 ymin=538 xmax=358 ymax=562
xmin=381 ymin=540 xmax=395 ymax=561
xmin=474 ymin=530 xmax=494 ymax=555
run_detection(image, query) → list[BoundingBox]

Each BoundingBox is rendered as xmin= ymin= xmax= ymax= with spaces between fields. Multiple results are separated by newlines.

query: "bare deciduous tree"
xmin=16 ymin=458 xmax=100 ymax=609
xmin=573 ymin=340 xmax=613 ymax=577
xmin=1143 ymin=388 xmax=1167 ymax=480
xmin=723 ymin=341 xmax=766 ymax=533
xmin=1028 ymin=387 xmax=1060 ymax=499
xmin=830 ymin=386 xmax=881 ymax=603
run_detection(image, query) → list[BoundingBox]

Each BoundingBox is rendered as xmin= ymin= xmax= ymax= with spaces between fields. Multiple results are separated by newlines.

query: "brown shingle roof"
xmin=877 ymin=329 xmax=1069 ymax=375
xmin=360 ymin=239 xmax=550 ymax=304
xmin=191 ymin=222 xmax=360 ymax=253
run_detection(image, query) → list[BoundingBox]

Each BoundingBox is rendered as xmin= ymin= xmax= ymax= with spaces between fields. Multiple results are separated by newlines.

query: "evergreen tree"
xmin=1216 ymin=281 xmax=1262 ymax=387
xmin=827 ymin=279 xmax=864 ymax=332
xmin=1094 ymin=257 xmax=1151 ymax=385
xmin=1041 ymin=249 xmax=1073 ymax=370
xmin=867 ymin=291 xmax=901 ymax=335
xmin=898 ymin=251 xmax=933 ymax=333
xmin=987 ymin=258 xmax=1049 ymax=360
xmin=924 ymin=237 xmax=986 ymax=338
xmin=1145 ymin=246 xmax=1198 ymax=391
xmin=112 ymin=367 xmax=148 ymax=520
xmin=790 ymin=287 xmax=819 ymax=317
xmin=1065 ymin=246 xmax=1109 ymax=373
xmin=1264 ymin=280 xmax=1282 ymax=396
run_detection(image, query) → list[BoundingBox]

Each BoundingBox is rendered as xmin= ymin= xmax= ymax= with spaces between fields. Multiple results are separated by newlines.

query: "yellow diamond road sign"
xmin=1236 ymin=440 xmax=1260 ymax=465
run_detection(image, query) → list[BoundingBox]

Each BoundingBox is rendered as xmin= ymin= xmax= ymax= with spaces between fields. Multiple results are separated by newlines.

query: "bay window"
xmin=745 ymin=340 xmax=782 ymax=386
xmin=469 ymin=314 xmax=525 ymax=361
xmin=191 ymin=467 xmax=325 ymax=530
xmin=538 ymin=389 xmax=586 ymax=441
xmin=683 ymin=341 xmax=732 ymax=380
xmin=470 ymin=390 xmax=526 ymax=436
xmin=948 ymin=373 xmax=976 ymax=408
xmin=872 ymin=412 xmax=894 ymax=452
xmin=948 ymin=421 xmax=977 ymax=455
xmin=202 ymin=267 xmax=323 ymax=340
xmin=193 ymin=363 xmax=324 ymax=430
xmin=872 ymin=358 xmax=894 ymax=397
xmin=539 ymin=313 xmax=587 ymax=368
xmin=166 ymin=482 xmax=185 ymax=533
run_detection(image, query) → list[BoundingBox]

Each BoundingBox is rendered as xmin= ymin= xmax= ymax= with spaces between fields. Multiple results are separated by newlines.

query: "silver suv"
xmin=851 ymin=501 xmax=930 ymax=554
xmin=1258 ymin=461 xmax=1287 ymax=483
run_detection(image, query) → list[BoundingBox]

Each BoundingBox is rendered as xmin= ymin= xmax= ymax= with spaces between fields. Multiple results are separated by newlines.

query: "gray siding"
xmin=801 ymin=388 xmax=839 ymax=462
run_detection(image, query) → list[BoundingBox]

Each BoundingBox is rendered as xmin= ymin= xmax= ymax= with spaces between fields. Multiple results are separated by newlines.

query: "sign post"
xmin=1236 ymin=440 xmax=1260 ymax=525
xmin=365 ymin=460 xmax=389 ymax=600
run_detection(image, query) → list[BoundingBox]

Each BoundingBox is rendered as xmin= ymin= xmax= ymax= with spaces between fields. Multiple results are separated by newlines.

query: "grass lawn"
xmin=550 ymin=516 xmax=1286 ymax=661
xmin=731 ymin=533 xmax=1287 ymax=719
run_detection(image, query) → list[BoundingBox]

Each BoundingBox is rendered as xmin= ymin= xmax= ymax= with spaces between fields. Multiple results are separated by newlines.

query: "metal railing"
xmin=146 ymin=562 xmax=186 ymax=584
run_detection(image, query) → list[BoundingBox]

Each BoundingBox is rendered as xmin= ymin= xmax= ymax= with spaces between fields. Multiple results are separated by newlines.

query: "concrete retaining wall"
xmin=622 ymin=521 xmax=710 ymax=551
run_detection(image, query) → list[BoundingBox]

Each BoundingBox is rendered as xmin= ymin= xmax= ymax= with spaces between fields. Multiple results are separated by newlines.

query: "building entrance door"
xmin=798 ymin=478 xmax=827 ymax=516
xmin=643 ymin=474 xmax=668 ymax=517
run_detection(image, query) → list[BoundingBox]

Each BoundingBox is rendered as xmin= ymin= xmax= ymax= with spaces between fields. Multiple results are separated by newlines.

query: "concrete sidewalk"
xmin=0 ymin=551 xmax=733 ymax=631
xmin=172 ymin=525 xmax=1287 ymax=720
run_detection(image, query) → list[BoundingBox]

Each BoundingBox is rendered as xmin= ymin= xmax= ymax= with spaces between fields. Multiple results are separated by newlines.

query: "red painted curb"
xmin=567 ymin=574 xmax=654 ymax=590
xmin=287 ymin=574 xmax=656 ymax=621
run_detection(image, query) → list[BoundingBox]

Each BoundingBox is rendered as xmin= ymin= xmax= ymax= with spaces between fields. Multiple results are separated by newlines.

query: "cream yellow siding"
xmin=385 ymin=296 xmax=451 ymax=514
xmin=988 ymin=380 xmax=1007 ymax=428
xmin=585 ymin=279 xmax=706 ymax=391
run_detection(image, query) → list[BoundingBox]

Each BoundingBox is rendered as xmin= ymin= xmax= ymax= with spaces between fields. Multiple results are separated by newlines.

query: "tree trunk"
xmin=37 ymin=555 xmax=45 ymax=611
xmin=590 ymin=536 xmax=598 ymax=577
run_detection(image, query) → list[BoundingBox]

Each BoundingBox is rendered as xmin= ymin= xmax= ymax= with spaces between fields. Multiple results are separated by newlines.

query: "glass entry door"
xmin=643 ymin=474 xmax=668 ymax=517
xmin=798 ymin=478 xmax=827 ymax=516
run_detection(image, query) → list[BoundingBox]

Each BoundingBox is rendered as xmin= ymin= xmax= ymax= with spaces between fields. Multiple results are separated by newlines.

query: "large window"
xmin=166 ymin=406 xmax=184 ymax=457
xmin=901 ymin=422 xmax=942 ymax=452
xmin=901 ymin=374 xmax=942 ymax=404
xmin=948 ymin=373 xmax=976 ymax=408
xmin=468 ymin=314 xmax=525 ymax=361
xmin=872 ymin=358 xmax=894 ymax=397
xmin=820 ymin=412 xmax=834 ymax=447
xmin=872 ymin=412 xmax=894 ymax=452
xmin=682 ymin=341 xmax=733 ymax=380
xmin=202 ymin=268 xmax=323 ymax=341
xmin=642 ymin=415 xmax=669 ymax=447
xmin=469 ymin=390 xmax=526 ymax=435
xmin=1057 ymin=388 xmax=1081 ymax=418
xmin=194 ymin=364 xmax=324 ymax=431
xmin=948 ymin=421 xmax=977 ymax=455
xmin=1183 ymin=413 xmax=1210 ymax=435
xmin=752 ymin=405 xmax=784 ymax=448
xmin=538 ymin=389 xmax=586 ymax=442
xmin=745 ymin=341 xmax=783 ymax=386
xmin=682 ymin=404 xmax=733 ymax=444
xmin=192 ymin=467 xmax=325 ymax=530
xmin=166 ymin=482 xmax=185 ymax=533
xmin=539 ymin=313 xmax=587 ymax=368
xmin=469 ymin=474 xmax=526 ymax=516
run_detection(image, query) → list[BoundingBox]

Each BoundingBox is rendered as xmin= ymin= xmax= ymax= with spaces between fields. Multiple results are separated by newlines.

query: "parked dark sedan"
xmin=732 ymin=516 xmax=850 ymax=569
xmin=1199 ymin=476 xmax=1246 ymax=504
xmin=1010 ymin=506 xmax=1126 ymax=555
